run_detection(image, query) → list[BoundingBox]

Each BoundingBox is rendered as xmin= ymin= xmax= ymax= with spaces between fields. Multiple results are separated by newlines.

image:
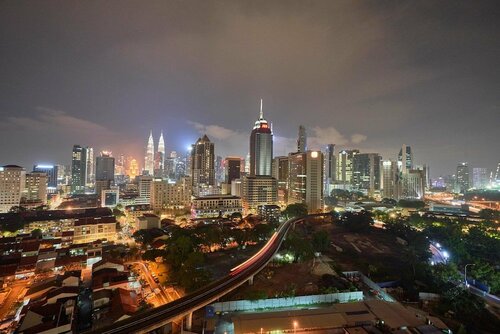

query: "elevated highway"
xmin=86 ymin=214 xmax=329 ymax=334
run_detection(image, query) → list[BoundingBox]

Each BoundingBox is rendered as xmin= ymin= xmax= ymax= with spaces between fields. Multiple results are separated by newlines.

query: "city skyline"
xmin=0 ymin=1 xmax=499 ymax=176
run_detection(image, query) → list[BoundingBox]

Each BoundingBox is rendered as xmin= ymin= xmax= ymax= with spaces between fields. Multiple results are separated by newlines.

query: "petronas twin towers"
xmin=144 ymin=130 xmax=165 ymax=176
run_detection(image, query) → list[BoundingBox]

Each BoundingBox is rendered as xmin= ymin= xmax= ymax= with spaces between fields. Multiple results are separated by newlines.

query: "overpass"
xmin=86 ymin=214 xmax=329 ymax=334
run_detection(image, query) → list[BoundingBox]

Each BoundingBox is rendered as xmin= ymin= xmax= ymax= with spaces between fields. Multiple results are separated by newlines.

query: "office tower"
xmin=352 ymin=153 xmax=381 ymax=195
xmin=400 ymin=169 xmax=425 ymax=199
xmin=95 ymin=151 xmax=115 ymax=196
xmin=241 ymin=176 xmax=277 ymax=213
xmin=456 ymin=162 xmax=470 ymax=193
xmin=33 ymin=164 xmax=58 ymax=189
xmin=225 ymin=157 xmax=242 ymax=184
xmin=191 ymin=135 xmax=215 ymax=195
xmin=272 ymin=156 xmax=289 ymax=205
xmin=323 ymin=144 xmax=336 ymax=197
xmin=86 ymin=147 xmax=94 ymax=187
xmin=71 ymin=145 xmax=87 ymax=194
xmin=102 ymin=187 xmax=119 ymax=208
xmin=144 ymin=130 xmax=155 ymax=176
xmin=0 ymin=165 xmax=25 ymax=213
xmin=398 ymin=144 xmax=413 ymax=174
xmin=336 ymin=149 xmax=359 ymax=188
xmin=250 ymin=99 xmax=273 ymax=176
xmin=472 ymin=168 xmax=488 ymax=189
xmin=288 ymin=151 xmax=324 ymax=212
xmin=297 ymin=125 xmax=307 ymax=153
xmin=24 ymin=172 xmax=48 ymax=205
xmin=155 ymin=131 xmax=165 ymax=177
xmin=382 ymin=160 xmax=397 ymax=199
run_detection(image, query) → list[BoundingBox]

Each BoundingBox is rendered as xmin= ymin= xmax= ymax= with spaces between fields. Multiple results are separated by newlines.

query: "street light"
xmin=464 ymin=263 xmax=475 ymax=287
xmin=293 ymin=321 xmax=298 ymax=334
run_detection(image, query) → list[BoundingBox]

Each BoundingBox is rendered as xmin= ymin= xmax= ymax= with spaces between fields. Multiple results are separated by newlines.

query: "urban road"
xmin=85 ymin=213 xmax=330 ymax=334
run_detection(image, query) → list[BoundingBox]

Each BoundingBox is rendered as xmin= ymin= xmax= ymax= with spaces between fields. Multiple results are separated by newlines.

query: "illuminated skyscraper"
xmin=250 ymin=99 xmax=273 ymax=176
xmin=86 ymin=147 xmax=94 ymax=187
xmin=24 ymin=172 xmax=47 ymax=205
xmin=144 ymin=130 xmax=155 ymax=176
xmin=398 ymin=144 xmax=413 ymax=174
xmin=191 ymin=135 xmax=215 ymax=195
xmin=287 ymin=151 xmax=324 ymax=212
xmin=456 ymin=162 xmax=470 ymax=193
xmin=323 ymin=144 xmax=336 ymax=196
xmin=336 ymin=149 xmax=359 ymax=188
xmin=352 ymin=153 xmax=381 ymax=195
xmin=382 ymin=160 xmax=397 ymax=199
xmin=33 ymin=164 xmax=58 ymax=189
xmin=155 ymin=131 xmax=165 ymax=176
xmin=297 ymin=125 xmax=307 ymax=153
xmin=472 ymin=168 xmax=488 ymax=189
xmin=71 ymin=145 xmax=87 ymax=194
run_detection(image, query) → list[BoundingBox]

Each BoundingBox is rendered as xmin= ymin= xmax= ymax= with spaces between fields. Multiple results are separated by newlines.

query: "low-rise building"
xmin=135 ymin=214 xmax=161 ymax=230
xmin=191 ymin=195 xmax=242 ymax=218
xmin=73 ymin=216 xmax=117 ymax=244
xmin=258 ymin=204 xmax=281 ymax=222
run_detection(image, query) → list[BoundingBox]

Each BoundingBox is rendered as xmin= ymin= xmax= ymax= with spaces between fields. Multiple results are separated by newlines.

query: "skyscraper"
xmin=323 ymin=144 xmax=335 ymax=197
xmin=71 ymin=145 xmax=87 ymax=194
xmin=382 ymin=160 xmax=397 ymax=199
xmin=288 ymin=151 xmax=324 ymax=212
xmin=250 ymin=99 xmax=273 ymax=176
xmin=336 ymin=149 xmax=359 ymax=188
xmin=272 ymin=156 xmax=289 ymax=205
xmin=86 ymin=147 xmax=94 ymax=187
xmin=95 ymin=151 xmax=115 ymax=196
xmin=472 ymin=168 xmax=488 ymax=189
xmin=191 ymin=135 xmax=215 ymax=195
xmin=144 ymin=130 xmax=155 ymax=176
xmin=398 ymin=144 xmax=413 ymax=174
xmin=155 ymin=131 xmax=165 ymax=177
xmin=456 ymin=162 xmax=470 ymax=193
xmin=225 ymin=157 xmax=242 ymax=184
xmin=297 ymin=125 xmax=307 ymax=153
xmin=352 ymin=153 xmax=381 ymax=195
xmin=33 ymin=164 xmax=58 ymax=189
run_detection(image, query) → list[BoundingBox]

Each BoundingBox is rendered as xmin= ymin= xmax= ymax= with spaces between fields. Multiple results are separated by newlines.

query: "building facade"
xmin=241 ymin=175 xmax=277 ymax=213
xmin=191 ymin=195 xmax=243 ymax=219
xmin=71 ymin=145 xmax=87 ymax=194
xmin=352 ymin=153 xmax=381 ymax=195
xmin=150 ymin=177 xmax=192 ymax=213
xmin=191 ymin=135 xmax=215 ymax=196
xmin=250 ymin=99 xmax=273 ymax=176
xmin=0 ymin=165 xmax=25 ymax=213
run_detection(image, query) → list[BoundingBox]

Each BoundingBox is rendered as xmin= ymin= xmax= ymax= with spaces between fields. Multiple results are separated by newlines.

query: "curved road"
xmin=86 ymin=214 xmax=326 ymax=334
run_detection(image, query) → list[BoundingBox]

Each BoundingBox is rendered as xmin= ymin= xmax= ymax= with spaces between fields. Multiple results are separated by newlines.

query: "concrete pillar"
xmin=185 ymin=312 xmax=193 ymax=331
xmin=248 ymin=275 xmax=254 ymax=285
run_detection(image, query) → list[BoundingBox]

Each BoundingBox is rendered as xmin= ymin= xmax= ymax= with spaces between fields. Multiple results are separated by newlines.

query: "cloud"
xmin=351 ymin=134 xmax=368 ymax=144
xmin=188 ymin=121 xmax=367 ymax=157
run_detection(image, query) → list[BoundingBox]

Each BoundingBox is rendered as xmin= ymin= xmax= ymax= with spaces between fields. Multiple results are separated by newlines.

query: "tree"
xmin=142 ymin=249 xmax=166 ymax=262
xmin=479 ymin=208 xmax=500 ymax=221
xmin=283 ymin=231 xmax=314 ymax=262
xmin=31 ymin=228 xmax=43 ymax=238
xmin=282 ymin=203 xmax=308 ymax=219
xmin=340 ymin=211 xmax=373 ymax=232
xmin=312 ymin=230 xmax=330 ymax=253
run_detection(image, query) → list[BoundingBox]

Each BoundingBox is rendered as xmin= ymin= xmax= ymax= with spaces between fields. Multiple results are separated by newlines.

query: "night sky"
xmin=1 ymin=1 xmax=499 ymax=177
